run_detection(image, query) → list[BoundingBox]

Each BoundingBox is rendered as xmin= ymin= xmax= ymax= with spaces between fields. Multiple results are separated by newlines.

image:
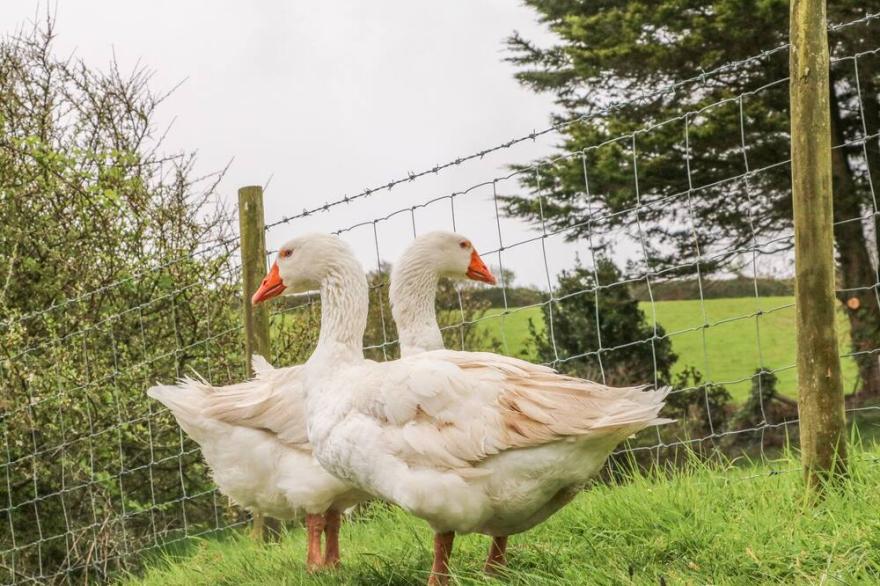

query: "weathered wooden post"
xmin=239 ymin=185 xmax=272 ymax=370
xmin=237 ymin=185 xmax=281 ymax=538
xmin=789 ymin=0 xmax=847 ymax=488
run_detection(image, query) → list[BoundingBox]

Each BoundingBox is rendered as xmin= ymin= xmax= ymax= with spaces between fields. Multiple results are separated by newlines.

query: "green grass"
xmin=126 ymin=441 xmax=880 ymax=585
xmin=478 ymin=306 xmax=541 ymax=359
xmin=476 ymin=297 xmax=859 ymax=402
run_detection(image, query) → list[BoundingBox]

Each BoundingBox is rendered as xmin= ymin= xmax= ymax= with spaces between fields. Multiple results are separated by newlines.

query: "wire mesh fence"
xmin=2 ymin=10 xmax=880 ymax=585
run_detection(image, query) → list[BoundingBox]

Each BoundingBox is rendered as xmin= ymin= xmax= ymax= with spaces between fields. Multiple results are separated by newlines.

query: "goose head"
xmin=252 ymin=233 xmax=359 ymax=304
xmin=402 ymin=231 xmax=496 ymax=285
xmin=390 ymin=231 xmax=496 ymax=356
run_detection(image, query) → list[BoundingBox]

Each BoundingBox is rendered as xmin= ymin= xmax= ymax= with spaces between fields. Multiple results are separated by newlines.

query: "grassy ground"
xmin=477 ymin=297 xmax=859 ymax=402
xmin=126 ymin=443 xmax=880 ymax=585
xmin=477 ymin=306 xmax=539 ymax=359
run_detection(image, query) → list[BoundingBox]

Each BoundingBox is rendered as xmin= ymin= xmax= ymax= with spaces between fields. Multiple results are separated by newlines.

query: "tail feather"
xmin=147 ymin=380 xmax=214 ymax=439
xmin=251 ymin=355 xmax=274 ymax=377
xmin=147 ymin=382 xmax=206 ymax=417
xmin=592 ymin=386 xmax=673 ymax=430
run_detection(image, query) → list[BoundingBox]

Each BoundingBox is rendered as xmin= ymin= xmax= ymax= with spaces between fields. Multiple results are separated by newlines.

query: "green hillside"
xmin=475 ymin=296 xmax=859 ymax=402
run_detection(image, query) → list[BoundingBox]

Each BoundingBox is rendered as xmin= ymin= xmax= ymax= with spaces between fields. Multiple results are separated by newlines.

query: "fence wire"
xmin=3 ymin=12 xmax=880 ymax=585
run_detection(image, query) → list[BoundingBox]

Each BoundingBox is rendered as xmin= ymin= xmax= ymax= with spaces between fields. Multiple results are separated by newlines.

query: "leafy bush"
xmin=1 ymin=20 xmax=241 ymax=583
xmin=529 ymin=258 xmax=676 ymax=387
xmin=664 ymin=366 xmax=734 ymax=439
xmin=725 ymin=369 xmax=798 ymax=452
xmin=612 ymin=365 xmax=734 ymax=471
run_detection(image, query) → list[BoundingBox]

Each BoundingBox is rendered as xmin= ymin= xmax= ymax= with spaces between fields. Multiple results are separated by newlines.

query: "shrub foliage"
xmin=0 ymin=19 xmax=243 ymax=583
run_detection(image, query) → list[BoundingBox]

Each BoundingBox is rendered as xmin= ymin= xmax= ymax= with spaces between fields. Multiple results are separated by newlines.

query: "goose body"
xmin=148 ymin=360 xmax=364 ymax=521
xmin=304 ymin=348 xmax=667 ymax=535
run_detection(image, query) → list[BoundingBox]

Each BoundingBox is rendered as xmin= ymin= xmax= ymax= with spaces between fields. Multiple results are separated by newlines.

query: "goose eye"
xmin=459 ymin=240 xmax=470 ymax=250
xmin=279 ymin=249 xmax=293 ymax=258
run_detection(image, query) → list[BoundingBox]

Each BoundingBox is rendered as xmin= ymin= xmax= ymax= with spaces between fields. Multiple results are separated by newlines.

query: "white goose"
xmin=146 ymin=355 xmax=365 ymax=570
xmin=146 ymin=231 xmax=496 ymax=571
xmin=252 ymin=233 xmax=671 ymax=585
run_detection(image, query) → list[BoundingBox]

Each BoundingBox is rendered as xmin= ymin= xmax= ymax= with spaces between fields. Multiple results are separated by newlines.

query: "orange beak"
xmin=251 ymin=262 xmax=286 ymax=305
xmin=466 ymin=249 xmax=497 ymax=285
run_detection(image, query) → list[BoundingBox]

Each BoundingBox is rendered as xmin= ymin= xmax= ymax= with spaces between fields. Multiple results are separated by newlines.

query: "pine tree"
xmin=505 ymin=1 xmax=880 ymax=399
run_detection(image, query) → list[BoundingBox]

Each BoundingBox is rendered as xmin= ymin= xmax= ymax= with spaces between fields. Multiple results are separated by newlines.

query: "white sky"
xmin=3 ymin=1 xmax=599 ymax=287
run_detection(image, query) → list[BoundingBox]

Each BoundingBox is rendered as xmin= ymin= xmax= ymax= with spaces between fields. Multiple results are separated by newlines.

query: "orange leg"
xmin=323 ymin=509 xmax=342 ymax=568
xmin=305 ymin=513 xmax=325 ymax=572
xmin=484 ymin=535 xmax=508 ymax=574
xmin=428 ymin=531 xmax=455 ymax=586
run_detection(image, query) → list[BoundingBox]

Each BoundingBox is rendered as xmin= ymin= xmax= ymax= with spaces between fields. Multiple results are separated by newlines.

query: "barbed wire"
xmin=260 ymin=10 xmax=880 ymax=229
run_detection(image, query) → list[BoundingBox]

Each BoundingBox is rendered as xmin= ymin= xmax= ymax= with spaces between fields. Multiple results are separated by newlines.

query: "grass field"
xmin=476 ymin=296 xmax=859 ymax=402
xmin=127 ymin=442 xmax=880 ymax=585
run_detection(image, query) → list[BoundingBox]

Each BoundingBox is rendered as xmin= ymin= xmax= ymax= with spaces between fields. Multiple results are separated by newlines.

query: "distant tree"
xmin=505 ymin=1 xmax=880 ymax=400
xmin=530 ymin=257 xmax=676 ymax=386
xmin=630 ymin=276 xmax=794 ymax=301
xmin=496 ymin=266 xmax=518 ymax=289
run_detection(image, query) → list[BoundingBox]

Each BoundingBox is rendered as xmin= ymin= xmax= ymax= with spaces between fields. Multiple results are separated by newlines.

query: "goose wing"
xmin=353 ymin=349 xmax=670 ymax=472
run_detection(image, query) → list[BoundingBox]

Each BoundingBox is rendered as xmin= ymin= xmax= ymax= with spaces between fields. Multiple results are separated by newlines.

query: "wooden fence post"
xmin=237 ymin=185 xmax=281 ymax=539
xmin=789 ymin=0 xmax=847 ymax=488
xmin=239 ymin=185 xmax=271 ymax=371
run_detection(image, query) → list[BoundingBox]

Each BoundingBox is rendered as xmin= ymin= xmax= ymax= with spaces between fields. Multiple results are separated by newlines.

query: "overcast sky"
xmin=3 ymin=1 xmax=601 ymax=287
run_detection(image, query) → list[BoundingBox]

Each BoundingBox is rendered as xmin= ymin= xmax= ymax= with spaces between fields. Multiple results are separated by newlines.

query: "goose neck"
xmin=390 ymin=261 xmax=443 ymax=357
xmin=310 ymin=258 xmax=368 ymax=365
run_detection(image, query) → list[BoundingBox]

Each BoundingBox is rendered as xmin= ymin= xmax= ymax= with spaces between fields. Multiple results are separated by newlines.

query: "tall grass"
xmin=125 ymin=440 xmax=880 ymax=585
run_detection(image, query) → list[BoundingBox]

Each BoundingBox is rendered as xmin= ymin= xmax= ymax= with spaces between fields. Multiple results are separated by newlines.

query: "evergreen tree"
xmin=505 ymin=1 xmax=880 ymax=399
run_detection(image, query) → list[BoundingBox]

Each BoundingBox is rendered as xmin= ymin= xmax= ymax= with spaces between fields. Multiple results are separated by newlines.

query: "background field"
xmin=476 ymin=296 xmax=859 ymax=402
